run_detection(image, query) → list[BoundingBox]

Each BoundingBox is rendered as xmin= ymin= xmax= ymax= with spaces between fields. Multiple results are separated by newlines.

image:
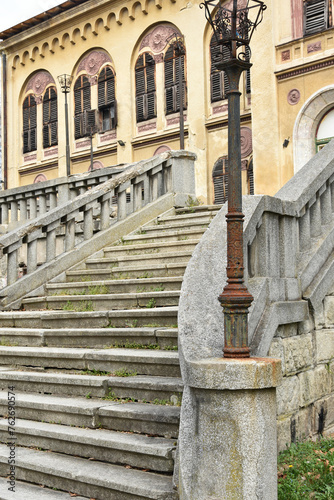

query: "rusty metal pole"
xmin=217 ymin=0 xmax=253 ymax=358
xmin=178 ymin=55 xmax=185 ymax=150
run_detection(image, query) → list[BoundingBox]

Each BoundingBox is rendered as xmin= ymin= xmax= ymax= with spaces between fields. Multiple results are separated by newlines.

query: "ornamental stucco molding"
xmin=26 ymin=71 xmax=55 ymax=96
xmin=140 ymin=25 xmax=181 ymax=54
xmin=240 ymin=126 xmax=252 ymax=158
xmin=77 ymin=50 xmax=112 ymax=76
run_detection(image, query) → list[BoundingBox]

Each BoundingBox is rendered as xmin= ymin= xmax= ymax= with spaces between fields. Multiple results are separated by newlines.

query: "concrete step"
xmin=47 ymin=276 xmax=183 ymax=295
xmin=174 ymin=204 xmax=222 ymax=214
xmin=0 ymin=445 xmax=177 ymax=500
xmin=123 ymin=227 xmax=206 ymax=244
xmin=0 ymin=307 xmax=178 ymax=328
xmin=0 ymin=392 xmax=180 ymax=438
xmin=85 ymin=250 xmax=193 ymax=268
xmin=0 ymin=371 xmax=183 ymax=400
xmin=0 ymin=478 xmax=89 ymax=500
xmin=0 ymin=419 xmax=176 ymax=472
xmin=104 ymin=239 xmax=199 ymax=256
xmin=141 ymin=220 xmax=212 ymax=233
xmin=22 ymin=290 xmax=181 ymax=311
xmin=0 ymin=346 xmax=181 ymax=377
xmin=0 ymin=327 xmax=178 ymax=348
xmin=66 ymin=262 xmax=187 ymax=280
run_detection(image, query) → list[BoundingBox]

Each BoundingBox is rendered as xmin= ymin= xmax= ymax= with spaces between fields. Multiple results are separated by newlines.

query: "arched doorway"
xmin=316 ymin=108 xmax=334 ymax=152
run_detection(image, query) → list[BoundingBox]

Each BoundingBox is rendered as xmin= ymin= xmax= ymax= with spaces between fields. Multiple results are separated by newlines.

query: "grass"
xmin=62 ymin=300 xmax=94 ymax=312
xmin=106 ymin=341 xmax=178 ymax=350
xmin=113 ymin=368 xmax=137 ymax=377
xmin=278 ymin=437 xmax=334 ymax=499
xmin=146 ymin=298 xmax=156 ymax=308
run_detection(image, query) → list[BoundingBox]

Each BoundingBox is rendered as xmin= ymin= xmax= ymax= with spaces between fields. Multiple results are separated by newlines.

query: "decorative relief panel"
xmin=140 ymin=25 xmax=181 ymax=54
xmin=77 ymin=50 xmax=112 ymax=76
xmin=138 ymin=122 xmax=157 ymax=133
xmin=99 ymin=132 xmax=117 ymax=143
xmin=34 ymin=174 xmax=48 ymax=183
xmin=240 ymin=127 xmax=252 ymax=158
xmin=281 ymin=50 xmax=291 ymax=62
xmin=213 ymin=104 xmax=228 ymax=115
xmin=287 ymin=88 xmax=301 ymax=105
xmin=26 ymin=71 xmax=55 ymax=96
xmin=44 ymin=147 xmax=58 ymax=158
xmin=24 ymin=153 xmax=37 ymax=163
xmin=307 ymin=42 xmax=322 ymax=53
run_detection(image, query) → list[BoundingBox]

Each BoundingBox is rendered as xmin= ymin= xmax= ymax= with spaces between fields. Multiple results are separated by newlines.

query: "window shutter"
xmin=106 ymin=72 xmax=115 ymax=105
xmin=30 ymin=127 xmax=37 ymax=152
xmin=74 ymin=114 xmax=82 ymax=139
xmin=83 ymin=80 xmax=91 ymax=111
xmin=147 ymin=92 xmax=156 ymax=120
xmin=43 ymin=125 xmax=49 ymax=149
xmin=213 ymin=157 xmax=228 ymax=204
xmin=304 ymin=0 xmax=327 ymax=35
xmin=23 ymin=131 xmax=29 ymax=154
xmin=50 ymin=122 xmax=58 ymax=146
xmin=136 ymin=67 xmax=146 ymax=96
xmin=165 ymin=86 xmax=175 ymax=114
xmin=74 ymin=80 xmax=82 ymax=115
xmin=210 ymin=35 xmax=230 ymax=102
xmin=136 ymin=95 xmax=145 ymax=122
xmin=146 ymin=59 xmax=155 ymax=93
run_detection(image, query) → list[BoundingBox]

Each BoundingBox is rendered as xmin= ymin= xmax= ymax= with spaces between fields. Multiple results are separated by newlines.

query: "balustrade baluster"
xmin=27 ymin=240 xmax=38 ymax=274
xmin=100 ymin=196 xmax=111 ymax=230
xmin=10 ymin=200 xmax=18 ymax=223
xmin=298 ymin=208 xmax=311 ymax=252
xmin=38 ymin=194 xmax=47 ymax=215
xmin=117 ymin=190 xmax=127 ymax=220
xmin=7 ymin=249 xmax=18 ymax=285
xmin=83 ymin=207 xmax=94 ymax=240
xmin=65 ymin=218 xmax=75 ymax=252
xmin=46 ymin=229 xmax=57 ymax=261
xmin=310 ymin=196 xmax=321 ymax=238
xmin=133 ymin=182 xmax=143 ymax=212
xmin=19 ymin=198 xmax=27 ymax=223
xmin=49 ymin=192 xmax=57 ymax=210
xmin=29 ymin=198 xmax=37 ymax=219
xmin=320 ymin=185 xmax=332 ymax=226
xmin=1 ymin=202 xmax=9 ymax=224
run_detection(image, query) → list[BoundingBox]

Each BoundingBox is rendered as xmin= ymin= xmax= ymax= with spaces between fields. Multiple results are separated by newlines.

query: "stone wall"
xmin=270 ymin=292 xmax=334 ymax=452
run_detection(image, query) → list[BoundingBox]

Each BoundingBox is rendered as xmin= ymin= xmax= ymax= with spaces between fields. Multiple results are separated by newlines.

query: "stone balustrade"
xmin=0 ymin=165 xmax=125 ymax=228
xmin=0 ymin=151 xmax=196 ymax=308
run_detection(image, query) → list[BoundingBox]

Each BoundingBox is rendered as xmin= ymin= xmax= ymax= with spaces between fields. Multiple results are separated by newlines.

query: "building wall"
xmin=1 ymin=0 xmax=334 ymax=201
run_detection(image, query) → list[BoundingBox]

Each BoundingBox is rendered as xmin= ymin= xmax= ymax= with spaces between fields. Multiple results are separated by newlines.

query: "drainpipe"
xmin=2 ymin=52 xmax=8 ymax=189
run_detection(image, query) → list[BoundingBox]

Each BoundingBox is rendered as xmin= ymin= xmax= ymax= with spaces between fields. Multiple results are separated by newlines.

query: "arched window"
xmin=212 ymin=156 xmax=228 ymax=204
xmin=135 ymin=53 xmax=156 ymax=122
xmin=98 ymin=66 xmax=117 ymax=131
xmin=210 ymin=34 xmax=230 ymax=102
xmin=43 ymin=87 xmax=58 ymax=149
xmin=304 ymin=0 xmax=329 ymax=36
xmin=164 ymin=45 xmax=187 ymax=115
xmin=316 ymin=108 xmax=334 ymax=151
xmin=74 ymin=75 xmax=91 ymax=139
xmin=23 ymin=95 xmax=37 ymax=153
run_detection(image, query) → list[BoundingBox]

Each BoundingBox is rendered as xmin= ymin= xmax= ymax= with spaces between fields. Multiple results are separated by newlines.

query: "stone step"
xmin=0 ymin=307 xmax=178 ymax=328
xmin=85 ymin=250 xmax=193 ymax=268
xmin=0 ymin=392 xmax=180 ymax=438
xmin=67 ymin=262 xmax=187 ymax=280
xmin=0 ymin=419 xmax=176 ymax=472
xmin=0 ymin=327 xmax=178 ymax=348
xmin=0 ymin=371 xmax=183 ymax=400
xmin=47 ymin=276 xmax=183 ymax=295
xmin=0 ymin=446 xmax=177 ymax=500
xmin=0 ymin=478 xmax=89 ymax=500
xmin=22 ymin=290 xmax=181 ymax=311
xmin=104 ymin=239 xmax=199 ymax=256
xmin=156 ymin=210 xmax=219 ymax=225
xmin=142 ymin=220 xmax=212 ymax=233
xmin=174 ymin=204 xmax=221 ymax=214
xmin=0 ymin=346 xmax=181 ymax=377
xmin=123 ymin=227 xmax=206 ymax=244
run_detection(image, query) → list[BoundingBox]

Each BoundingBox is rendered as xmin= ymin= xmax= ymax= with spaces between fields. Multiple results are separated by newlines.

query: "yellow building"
xmin=1 ymin=0 xmax=334 ymax=203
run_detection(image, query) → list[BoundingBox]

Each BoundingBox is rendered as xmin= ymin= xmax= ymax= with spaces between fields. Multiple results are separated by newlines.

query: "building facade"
xmin=0 ymin=0 xmax=334 ymax=203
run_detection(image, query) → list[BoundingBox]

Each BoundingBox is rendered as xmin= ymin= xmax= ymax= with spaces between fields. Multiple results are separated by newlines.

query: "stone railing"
xmin=0 ymin=165 xmax=125 ymax=228
xmin=177 ymin=141 xmax=334 ymax=500
xmin=0 ymin=151 xmax=195 ymax=308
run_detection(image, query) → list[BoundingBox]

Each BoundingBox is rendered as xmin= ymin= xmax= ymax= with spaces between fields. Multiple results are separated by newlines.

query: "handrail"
xmin=0 ymin=165 xmax=125 ymax=227
xmin=0 ymin=150 xmax=196 ymax=308
xmin=178 ymin=140 xmax=334 ymax=363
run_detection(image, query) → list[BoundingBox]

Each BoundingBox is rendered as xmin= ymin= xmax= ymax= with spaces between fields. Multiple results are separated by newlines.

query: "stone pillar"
xmin=177 ymin=357 xmax=282 ymax=500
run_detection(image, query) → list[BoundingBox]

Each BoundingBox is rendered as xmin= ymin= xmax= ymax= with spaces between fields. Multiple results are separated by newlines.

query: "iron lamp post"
xmin=57 ymin=74 xmax=73 ymax=177
xmin=200 ymin=0 xmax=266 ymax=358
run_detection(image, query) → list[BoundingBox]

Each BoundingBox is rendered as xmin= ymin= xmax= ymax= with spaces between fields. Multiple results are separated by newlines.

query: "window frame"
xmin=98 ymin=66 xmax=117 ymax=132
xmin=74 ymin=75 xmax=91 ymax=139
xmin=304 ymin=0 xmax=329 ymax=36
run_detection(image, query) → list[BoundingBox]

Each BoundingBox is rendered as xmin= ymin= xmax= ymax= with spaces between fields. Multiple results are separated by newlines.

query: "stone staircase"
xmin=0 ymin=205 xmax=220 ymax=499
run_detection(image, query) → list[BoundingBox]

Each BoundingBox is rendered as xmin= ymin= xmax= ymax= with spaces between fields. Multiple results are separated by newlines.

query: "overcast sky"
xmin=0 ymin=0 xmax=62 ymax=32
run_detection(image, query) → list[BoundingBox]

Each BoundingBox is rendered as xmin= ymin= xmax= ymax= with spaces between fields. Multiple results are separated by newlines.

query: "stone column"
xmin=177 ymin=357 xmax=282 ymax=500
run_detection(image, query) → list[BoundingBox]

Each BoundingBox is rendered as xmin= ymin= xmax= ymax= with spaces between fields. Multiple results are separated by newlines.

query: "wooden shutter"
xmin=135 ymin=53 xmax=156 ymax=122
xmin=98 ymin=67 xmax=115 ymax=108
xmin=304 ymin=0 xmax=327 ymax=35
xmin=74 ymin=76 xmax=91 ymax=138
xmin=212 ymin=157 xmax=228 ymax=204
xmin=43 ymin=87 xmax=58 ymax=148
xmin=23 ymin=95 xmax=37 ymax=153
xmin=210 ymin=35 xmax=230 ymax=102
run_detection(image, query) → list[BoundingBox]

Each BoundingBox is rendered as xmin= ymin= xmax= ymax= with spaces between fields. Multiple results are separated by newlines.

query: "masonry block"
xmin=283 ymin=333 xmax=313 ymax=375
